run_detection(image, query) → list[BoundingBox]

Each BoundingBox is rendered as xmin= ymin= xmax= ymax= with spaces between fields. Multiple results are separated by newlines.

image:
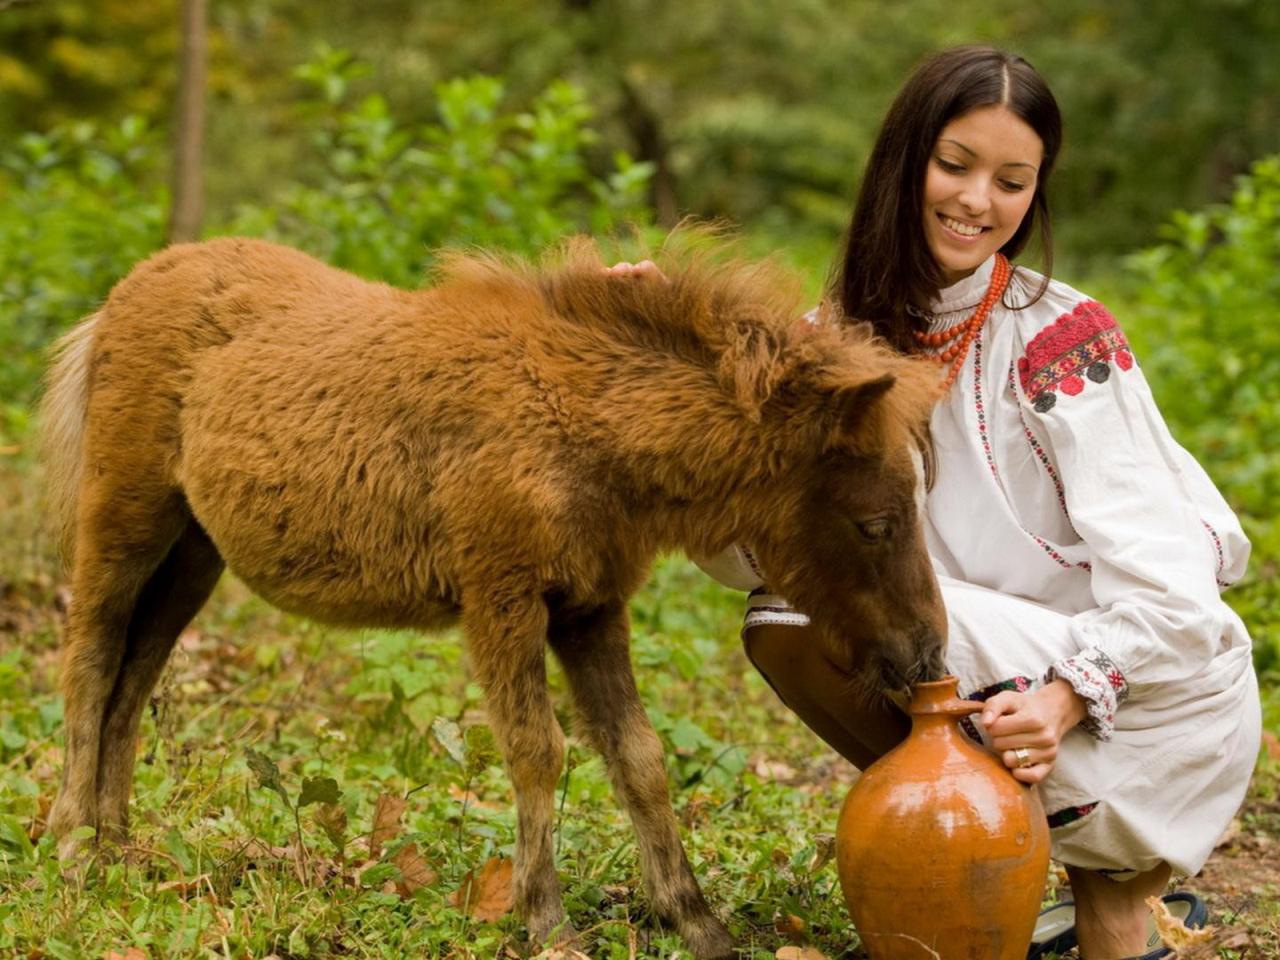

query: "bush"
xmin=221 ymin=45 xmax=654 ymax=288
xmin=1123 ymin=154 xmax=1280 ymax=673
xmin=0 ymin=116 xmax=167 ymax=441
xmin=0 ymin=46 xmax=653 ymax=444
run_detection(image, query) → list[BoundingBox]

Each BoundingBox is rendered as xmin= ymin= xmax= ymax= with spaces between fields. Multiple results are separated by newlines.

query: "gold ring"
xmin=1013 ymin=747 xmax=1033 ymax=768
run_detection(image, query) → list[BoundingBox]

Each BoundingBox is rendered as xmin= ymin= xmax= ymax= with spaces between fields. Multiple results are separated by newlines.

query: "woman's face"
xmin=922 ymin=105 xmax=1043 ymax=286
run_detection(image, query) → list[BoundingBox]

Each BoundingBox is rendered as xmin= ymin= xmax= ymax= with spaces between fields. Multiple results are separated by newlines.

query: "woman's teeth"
xmin=941 ymin=216 xmax=984 ymax=237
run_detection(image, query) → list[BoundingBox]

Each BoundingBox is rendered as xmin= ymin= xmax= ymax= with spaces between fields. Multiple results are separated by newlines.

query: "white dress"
xmin=698 ymin=256 xmax=1262 ymax=879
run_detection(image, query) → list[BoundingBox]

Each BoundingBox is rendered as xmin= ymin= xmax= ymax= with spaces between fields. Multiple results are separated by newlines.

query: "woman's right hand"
xmin=603 ymin=259 xmax=666 ymax=280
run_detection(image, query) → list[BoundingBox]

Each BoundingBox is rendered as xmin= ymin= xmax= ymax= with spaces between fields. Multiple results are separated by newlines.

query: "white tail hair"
xmin=39 ymin=313 xmax=99 ymax=568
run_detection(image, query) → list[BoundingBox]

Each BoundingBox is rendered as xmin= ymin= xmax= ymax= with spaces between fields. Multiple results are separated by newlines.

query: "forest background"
xmin=1 ymin=1 xmax=1279 ymax=958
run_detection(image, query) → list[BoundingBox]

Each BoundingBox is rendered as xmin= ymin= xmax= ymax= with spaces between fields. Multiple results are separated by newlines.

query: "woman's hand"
xmin=980 ymin=679 xmax=1088 ymax=784
xmin=603 ymin=259 xmax=666 ymax=280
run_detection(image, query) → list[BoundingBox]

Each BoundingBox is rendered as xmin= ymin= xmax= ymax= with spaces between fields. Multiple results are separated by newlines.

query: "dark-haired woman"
xmin=627 ymin=45 xmax=1262 ymax=960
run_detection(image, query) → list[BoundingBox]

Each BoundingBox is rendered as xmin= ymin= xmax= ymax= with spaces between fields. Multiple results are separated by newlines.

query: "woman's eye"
xmin=999 ymin=179 xmax=1028 ymax=192
xmin=856 ymin=518 xmax=892 ymax=543
xmin=935 ymin=158 xmax=964 ymax=174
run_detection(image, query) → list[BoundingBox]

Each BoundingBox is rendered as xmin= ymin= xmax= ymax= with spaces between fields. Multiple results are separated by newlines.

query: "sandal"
xmin=1026 ymin=891 xmax=1207 ymax=960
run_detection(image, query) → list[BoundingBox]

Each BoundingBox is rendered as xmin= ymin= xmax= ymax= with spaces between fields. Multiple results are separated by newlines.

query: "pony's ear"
xmin=824 ymin=373 xmax=896 ymax=448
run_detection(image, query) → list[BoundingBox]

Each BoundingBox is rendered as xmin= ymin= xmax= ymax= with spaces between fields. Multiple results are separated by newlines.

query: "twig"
xmin=880 ymin=932 xmax=943 ymax=957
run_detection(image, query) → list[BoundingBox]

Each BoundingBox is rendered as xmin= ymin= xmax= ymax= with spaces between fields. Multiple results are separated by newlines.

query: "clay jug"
xmin=835 ymin=676 xmax=1050 ymax=960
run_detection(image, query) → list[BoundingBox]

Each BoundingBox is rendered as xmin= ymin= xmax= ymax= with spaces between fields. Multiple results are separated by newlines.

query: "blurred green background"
xmin=2 ymin=0 xmax=1278 ymax=671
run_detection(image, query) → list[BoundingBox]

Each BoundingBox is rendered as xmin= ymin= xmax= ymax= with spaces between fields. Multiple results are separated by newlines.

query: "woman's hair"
xmin=833 ymin=46 xmax=1063 ymax=352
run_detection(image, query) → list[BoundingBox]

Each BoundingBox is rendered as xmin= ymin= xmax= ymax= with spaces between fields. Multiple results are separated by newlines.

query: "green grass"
xmin=2 ymin=448 xmax=1277 ymax=960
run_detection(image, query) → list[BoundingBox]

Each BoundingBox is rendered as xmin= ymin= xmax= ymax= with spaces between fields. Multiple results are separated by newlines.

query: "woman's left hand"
xmin=979 ymin=679 xmax=1088 ymax=784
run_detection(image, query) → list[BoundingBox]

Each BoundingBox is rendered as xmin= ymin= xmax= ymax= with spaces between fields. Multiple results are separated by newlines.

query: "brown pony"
xmin=40 ymin=230 xmax=946 ymax=959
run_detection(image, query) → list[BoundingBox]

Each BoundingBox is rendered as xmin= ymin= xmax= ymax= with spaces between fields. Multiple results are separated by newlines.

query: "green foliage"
xmin=0 ymin=48 xmax=651 ymax=445
xmin=1121 ymin=154 xmax=1280 ymax=672
xmin=0 ymin=115 xmax=167 ymax=439
xmin=221 ymin=46 xmax=653 ymax=287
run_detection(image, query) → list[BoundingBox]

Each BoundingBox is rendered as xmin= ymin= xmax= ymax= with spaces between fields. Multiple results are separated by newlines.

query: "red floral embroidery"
xmin=1018 ymin=300 xmax=1134 ymax=412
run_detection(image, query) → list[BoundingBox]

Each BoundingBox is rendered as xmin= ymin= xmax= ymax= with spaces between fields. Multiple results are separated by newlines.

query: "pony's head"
xmin=451 ymin=226 xmax=949 ymax=697
xmin=734 ymin=315 xmax=947 ymax=700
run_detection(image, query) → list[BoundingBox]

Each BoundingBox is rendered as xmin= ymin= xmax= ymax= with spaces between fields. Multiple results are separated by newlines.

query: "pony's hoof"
xmin=527 ymin=911 xmax=580 ymax=955
xmin=678 ymin=913 xmax=734 ymax=960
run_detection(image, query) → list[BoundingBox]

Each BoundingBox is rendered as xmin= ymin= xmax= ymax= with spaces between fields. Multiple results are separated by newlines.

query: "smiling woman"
xmin=923 ymin=105 xmax=1042 ymax=285
xmin=690 ymin=44 xmax=1261 ymax=960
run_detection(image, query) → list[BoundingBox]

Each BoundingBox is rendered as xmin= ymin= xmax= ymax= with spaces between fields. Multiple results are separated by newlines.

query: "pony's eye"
xmin=856 ymin=518 xmax=892 ymax=543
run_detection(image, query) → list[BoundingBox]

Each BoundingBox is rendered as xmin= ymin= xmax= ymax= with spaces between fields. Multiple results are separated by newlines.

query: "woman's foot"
xmin=1065 ymin=862 xmax=1173 ymax=958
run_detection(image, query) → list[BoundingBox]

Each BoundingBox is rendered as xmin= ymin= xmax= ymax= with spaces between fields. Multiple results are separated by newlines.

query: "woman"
xmin=613 ymin=46 xmax=1261 ymax=959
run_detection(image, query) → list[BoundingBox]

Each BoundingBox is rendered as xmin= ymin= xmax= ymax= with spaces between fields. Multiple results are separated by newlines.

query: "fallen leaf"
xmin=391 ymin=842 xmax=437 ymax=896
xmin=775 ymin=947 xmax=829 ymax=960
xmin=531 ymin=949 xmax=591 ymax=960
xmin=155 ymin=874 xmax=211 ymax=898
xmin=369 ymin=793 xmax=407 ymax=859
xmin=807 ymin=833 xmax=836 ymax=875
xmin=432 ymin=716 xmax=467 ymax=767
xmin=753 ymin=756 xmax=799 ymax=781
xmin=1146 ymin=895 xmax=1214 ymax=951
xmin=449 ymin=856 xmax=514 ymax=922
xmin=1214 ymin=817 xmax=1242 ymax=849
xmin=314 ymin=802 xmax=347 ymax=856
xmin=774 ymin=913 xmax=806 ymax=940
xmin=103 ymin=949 xmax=148 ymax=960
xmin=1263 ymin=729 xmax=1280 ymax=761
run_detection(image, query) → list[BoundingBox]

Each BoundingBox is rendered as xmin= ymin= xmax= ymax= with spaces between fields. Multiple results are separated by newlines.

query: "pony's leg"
xmin=463 ymin=594 xmax=576 ymax=948
xmin=95 ymin=520 xmax=224 ymax=845
xmin=48 ymin=490 xmax=187 ymax=863
xmin=549 ymin=602 xmax=734 ymax=960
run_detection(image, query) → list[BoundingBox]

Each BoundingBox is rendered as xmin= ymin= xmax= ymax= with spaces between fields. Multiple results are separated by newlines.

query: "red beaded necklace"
xmin=912 ymin=254 xmax=1012 ymax=392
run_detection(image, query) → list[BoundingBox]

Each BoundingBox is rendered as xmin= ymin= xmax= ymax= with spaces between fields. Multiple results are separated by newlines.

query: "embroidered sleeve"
xmin=1046 ymin=648 xmax=1129 ymax=741
xmin=1016 ymin=299 xmax=1134 ymax=413
xmin=1019 ymin=299 xmax=1241 ymax=698
xmin=742 ymin=589 xmax=811 ymax=633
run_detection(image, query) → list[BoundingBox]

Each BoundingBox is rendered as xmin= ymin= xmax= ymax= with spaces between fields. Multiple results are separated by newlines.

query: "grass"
xmin=1 ymin=447 xmax=1277 ymax=960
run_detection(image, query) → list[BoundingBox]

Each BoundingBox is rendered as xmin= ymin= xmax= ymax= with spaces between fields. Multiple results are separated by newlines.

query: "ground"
xmin=1 ymin=452 xmax=1277 ymax=959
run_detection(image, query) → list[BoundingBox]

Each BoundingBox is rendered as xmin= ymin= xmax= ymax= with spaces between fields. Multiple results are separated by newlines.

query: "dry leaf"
xmin=155 ymin=874 xmax=211 ymax=898
xmin=315 ymin=802 xmax=348 ymax=856
xmin=103 ymin=950 xmax=148 ymax=960
xmin=807 ymin=833 xmax=836 ymax=875
xmin=774 ymin=913 xmax=806 ymax=940
xmin=369 ymin=793 xmax=407 ymax=859
xmin=532 ymin=949 xmax=591 ymax=960
xmin=1146 ymin=895 xmax=1214 ymax=951
xmin=1263 ymin=729 xmax=1280 ymax=761
xmin=775 ymin=946 xmax=829 ymax=960
xmin=753 ymin=756 xmax=799 ymax=781
xmin=1214 ymin=817 xmax=1242 ymax=849
xmin=449 ymin=856 xmax=514 ymax=922
xmin=391 ymin=842 xmax=438 ymax=896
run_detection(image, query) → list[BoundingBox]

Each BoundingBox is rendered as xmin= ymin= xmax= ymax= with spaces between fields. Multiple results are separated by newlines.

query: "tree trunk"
xmin=619 ymin=78 xmax=679 ymax=228
xmin=167 ymin=0 xmax=207 ymax=244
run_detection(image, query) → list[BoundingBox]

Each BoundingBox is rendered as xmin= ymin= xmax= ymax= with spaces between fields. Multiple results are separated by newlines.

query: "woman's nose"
xmin=958 ymin=180 xmax=992 ymax=216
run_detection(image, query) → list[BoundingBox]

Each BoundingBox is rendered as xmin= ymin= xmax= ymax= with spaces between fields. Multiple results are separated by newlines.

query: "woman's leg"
xmin=742 ymin=621 xmax=909 ymax=770
xmin=1066 ymin=862 xmax=1172 ymax=959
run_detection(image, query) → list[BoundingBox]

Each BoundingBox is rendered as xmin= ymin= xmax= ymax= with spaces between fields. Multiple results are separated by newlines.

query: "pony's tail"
xmin=39 ymin=313 xmax=99 ymax=570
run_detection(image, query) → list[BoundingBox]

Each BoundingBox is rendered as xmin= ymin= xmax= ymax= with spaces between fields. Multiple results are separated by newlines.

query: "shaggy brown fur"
xmin=40 ymin=230 xmax=946 ymax=958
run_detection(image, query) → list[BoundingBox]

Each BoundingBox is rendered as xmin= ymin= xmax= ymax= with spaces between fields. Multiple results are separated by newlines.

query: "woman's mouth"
xmin=938 ymin=214 xmax=989 ymax=239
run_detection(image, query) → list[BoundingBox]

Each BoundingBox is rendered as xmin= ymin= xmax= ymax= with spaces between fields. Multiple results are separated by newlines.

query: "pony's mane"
xmin=432 ymin=226 xmax=939 ymax=458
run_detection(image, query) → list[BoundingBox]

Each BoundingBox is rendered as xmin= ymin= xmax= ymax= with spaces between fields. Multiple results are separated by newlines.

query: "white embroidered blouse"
xmin=699 ymin=255 xmax=1252 ymax=742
